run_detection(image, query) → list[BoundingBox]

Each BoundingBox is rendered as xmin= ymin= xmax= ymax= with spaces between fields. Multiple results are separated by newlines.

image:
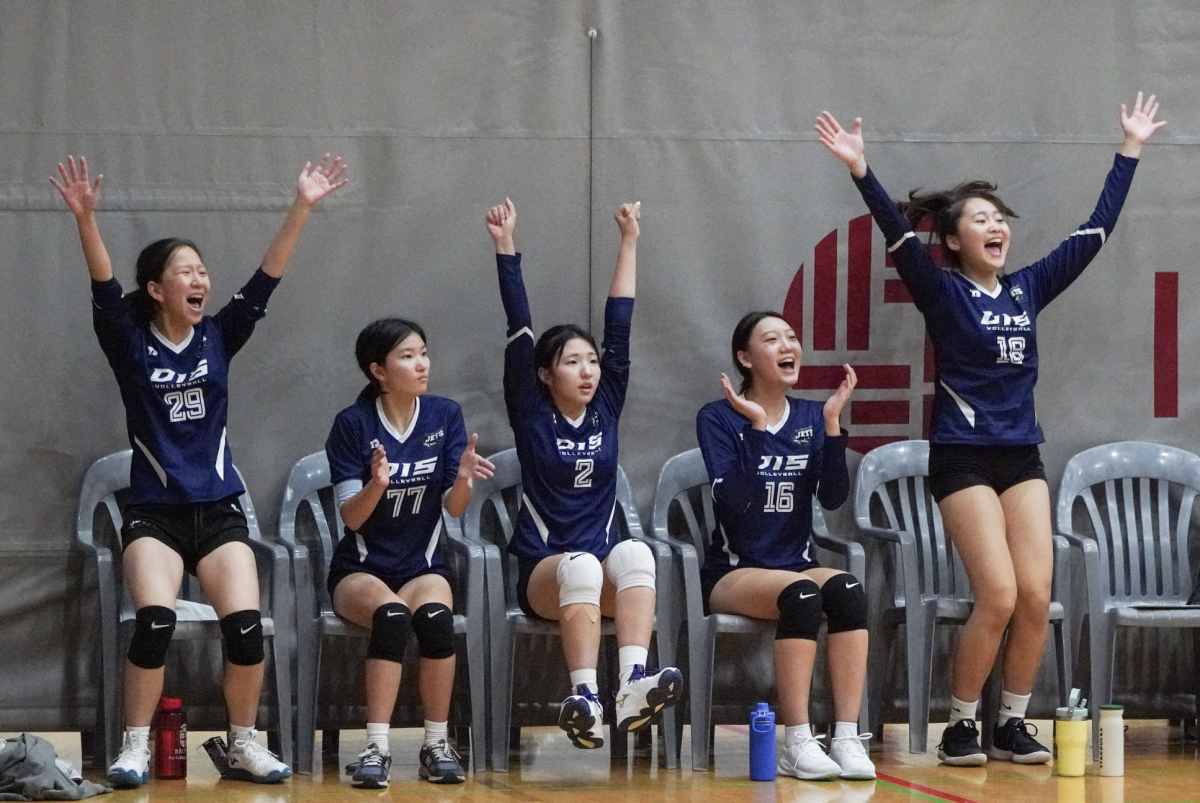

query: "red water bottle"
xmin=154 ymin=697 xmax=187 ymax=779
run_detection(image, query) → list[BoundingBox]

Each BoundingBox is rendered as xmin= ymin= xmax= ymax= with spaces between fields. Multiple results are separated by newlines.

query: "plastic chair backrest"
xmin=1057 ymin=441 xmax=1200 ymax=603
xmin=854 ymin=440 xmax=970 ymax=604
xmin=650 ymin=447 xmax=831 ymax=556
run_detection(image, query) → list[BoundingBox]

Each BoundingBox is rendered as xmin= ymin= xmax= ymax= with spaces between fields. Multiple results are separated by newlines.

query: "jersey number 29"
xmin=165 ymin=389 xmax=205 ymax=422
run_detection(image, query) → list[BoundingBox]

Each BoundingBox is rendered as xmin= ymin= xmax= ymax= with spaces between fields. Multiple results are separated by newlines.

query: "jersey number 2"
xmin=574 ymin=459 xmax=594 ymax=488
xmin=165 ymin=389 xmax=205 ymax=422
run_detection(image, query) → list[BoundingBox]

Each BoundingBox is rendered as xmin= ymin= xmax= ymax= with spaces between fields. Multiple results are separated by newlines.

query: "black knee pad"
xmin=368 ymin=602 xmax=411 ymax=663
xmin=411 ymin=603 xmax=455 ymax=659
xmin=821 ymin=573 xmax=868 ymax=634
xmin=219 ymin=609 xmax=265 ymax=666
xmin=128 ymin=606 xmax=176 ymax=669
xmin=775 ymin=579 xmax=822 ymax=641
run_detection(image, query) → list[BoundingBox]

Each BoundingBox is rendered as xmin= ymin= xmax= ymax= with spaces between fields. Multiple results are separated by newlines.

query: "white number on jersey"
xmin=996 ymin=336 xmax=1026 ymax=365
xmin=387 ymin=485 xmax=427 ymax=516
xmin=574 ymin=458 xmax=594 ymax=488
xmin=165 ymin=388 xmax=206 ymax=422
xmin=764 ymin=481 xmax=794 ymax=513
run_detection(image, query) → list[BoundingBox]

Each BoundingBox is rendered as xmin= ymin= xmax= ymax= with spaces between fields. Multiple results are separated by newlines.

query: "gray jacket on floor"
xmin=0 ymin=735 xmax=110 ymax=801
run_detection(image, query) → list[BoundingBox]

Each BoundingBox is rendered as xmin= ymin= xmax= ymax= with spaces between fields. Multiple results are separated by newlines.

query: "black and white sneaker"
xmin=558 ymin=685 xmax=605 ymax=749
xmin=615 ymin=665 xmax=683 ymax=732
xmin=418 ymin=739 xmax=465 ymax=784
xmin=936 ymin=719 xmax=987 ymax=767
xmin=988 ymin=718 xmax=1051 ymax=764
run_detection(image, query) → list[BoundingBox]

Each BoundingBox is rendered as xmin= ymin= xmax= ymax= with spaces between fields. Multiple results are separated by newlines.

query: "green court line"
xmin=876 ymin=779 xmax=954 ymax=803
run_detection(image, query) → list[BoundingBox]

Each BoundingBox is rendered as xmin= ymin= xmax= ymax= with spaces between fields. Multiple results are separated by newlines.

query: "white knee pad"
xmin=604 ymin=539 xmax=656 ymax=593
xmin=557 ymin=551 xmax=604 ymax=608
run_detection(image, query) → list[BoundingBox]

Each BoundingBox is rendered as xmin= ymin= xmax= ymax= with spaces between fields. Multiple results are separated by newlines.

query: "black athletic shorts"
xmin=516 ymin=557 xmax=547 ymax=620
xmin=326 ymin=560 xmax=453 ymax=603
xmin=927 ymin=443 xmax=1047 ymax=503
xmin=700 ymin=560 xmax=819 ymax=616
xmin=121 ymin=495 xmax=251 ymax=576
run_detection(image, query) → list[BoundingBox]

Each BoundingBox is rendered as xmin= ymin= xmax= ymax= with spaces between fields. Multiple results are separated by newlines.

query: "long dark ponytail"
xmin=898 ymin=181 xmax=1017 ymax=270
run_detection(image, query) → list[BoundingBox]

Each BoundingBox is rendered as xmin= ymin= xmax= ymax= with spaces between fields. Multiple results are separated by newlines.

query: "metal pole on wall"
xmin=587 ymin=26 xmax=597 ymax=332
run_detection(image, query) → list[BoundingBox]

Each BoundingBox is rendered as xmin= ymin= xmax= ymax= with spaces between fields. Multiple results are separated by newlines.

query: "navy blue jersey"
xmin=496 ymin=253 xmax=632 ymax=563
xmin=325 ymin=392 xmax=466 ymax=581
xmin=696 ymin=398 xmax=849 ymax=574
xmin=853 ymin=154 xmax=1137 ymax=445
xmin=91 ymin=269 xmax=279 ymax=505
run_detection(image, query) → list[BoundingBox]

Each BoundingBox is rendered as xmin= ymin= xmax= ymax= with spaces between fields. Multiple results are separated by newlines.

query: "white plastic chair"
xmin=855 ymin=440 xmax=1073 ymax=753
xmin=75 ymin=449 xmax=294 ymax=768
xmin=650 ymin=448 xmax=868 ymax=771
xmin=276 ymin=451 xmax=489 ymax=774
xmin=461 ymin=448 xmax=680 ymax=771
xmin=1057 ymin=441 xmax=1200 ymax=757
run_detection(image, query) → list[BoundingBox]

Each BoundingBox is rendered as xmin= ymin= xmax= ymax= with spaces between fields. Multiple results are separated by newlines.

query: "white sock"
xmin=785 ymin=723 xmax=812 ymax=746
xmin=948 ymin=696 xmax=978 ymax=725
xmin=833 ymin=721 xmax=858 ymax=739
xmin=618 ymin=646 xmax=648 ymax=685
xmin=423 ymin=720 xmax=448 ymax=747
xmin=125 ymin=726 xmax=150 ymax=743
xmin=366 ymin=722 xmax=390 ymax=754
xmin=569 ymin=668 xmax=599 ymax=695
xmin=998 ymin=690 xmax=1031 ymax=726
xmin=229 ymin=724 xmax=255 ymax=744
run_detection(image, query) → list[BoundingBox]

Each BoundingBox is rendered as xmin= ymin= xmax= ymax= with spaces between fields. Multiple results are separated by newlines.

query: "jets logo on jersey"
xmin=423 ymin=429 xmax=445 ymax=448
xmin=757 ymin=454 xmax=809 ymax=475
xmin=387 ymin=458 xmax=438 ymax=479
xmin=557 ymin=433 xmax=603 ymax=455
xmin=1010 ymin=286 xmax=1024 ymax=300
xmin=150 ymin=359 xmax=209 ymax=386
xmin=792 ymin=427 xmax=813 ymax=444
xmin=980 ymin=311 xmax=1030 ymax=328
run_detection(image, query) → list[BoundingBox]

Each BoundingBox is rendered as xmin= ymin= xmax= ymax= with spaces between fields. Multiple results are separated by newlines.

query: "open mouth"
xmin=186 ymin=294 xmax=205 ymax=313
xmin=985 ymin=238 xmax=1004 ymax=259
xmin=579 ymin=383 xmax=594 ymax=393
xmin=778 ymin=356 xmax=796 ymax=371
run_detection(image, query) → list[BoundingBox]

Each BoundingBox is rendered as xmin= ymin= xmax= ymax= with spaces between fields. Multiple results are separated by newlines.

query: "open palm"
xmin=815 ymin=112 xmax=864 ymax=167
xmin=1120 ymin=92 xmax=1166 ymax=146
xmin=49 ymin=156 xmax=103 ymax=218
xmin=297 ymin=154 xmax=349 ymax=206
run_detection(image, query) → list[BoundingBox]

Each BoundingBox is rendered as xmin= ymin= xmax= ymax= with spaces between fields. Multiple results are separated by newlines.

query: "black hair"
xmin=355 ymin=318 xmax=427 ymax=398
xmin=731 ymin=311 xmax=789 ymax=394
xmin=898 ymin=181 xmax=1018 ymax=270
xmin=128 ymin=237 xmax=203 ymax=322
xmin=534 ymin=324 xmax=599 ymax=393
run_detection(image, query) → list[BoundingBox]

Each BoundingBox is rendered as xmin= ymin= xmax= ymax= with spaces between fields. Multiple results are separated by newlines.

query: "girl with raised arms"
xmin=816 ymin=92 xmax=1164 ymax=765
xmin=485 ymin=198 xmax=682 ymax=750
xmin=697 ymin=317 xmax=871 ymax=780
xmin=52 ymin=154 xmax=347 ymax=786
xmin=324 ymin=319 xmax=495 ymax=787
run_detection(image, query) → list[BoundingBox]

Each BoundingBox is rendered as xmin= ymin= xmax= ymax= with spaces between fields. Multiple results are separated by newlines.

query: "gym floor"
xmin=7 ymin=720 xmax=1196 ymax=802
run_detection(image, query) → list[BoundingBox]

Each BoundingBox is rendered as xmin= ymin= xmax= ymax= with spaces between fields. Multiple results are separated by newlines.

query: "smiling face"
xmin=538 ymin=336 xmax=600 ymax=412
xmin=147 ymin=246 xmax=210 ymax=328
xmin=739 ymin=316 xmax=801 ymax=392
xmin=946 ymin=197 xmax=1011 ymax=276
xmin=370 ymin=332 xmax=430 ymax=398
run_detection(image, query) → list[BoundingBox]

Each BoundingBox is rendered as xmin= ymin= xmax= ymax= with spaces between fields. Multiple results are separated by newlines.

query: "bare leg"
xmin=122 ymin=538 xmax=185 ymax=727
xmin=398 ymin=575 xmax=456 ymax=723
xmin=332 ymin=573 xmax=407 ymax=724
xmin=938 ymin=486 xmax=1017 ymax=703
xmin=600 ymin=581 xmax=654 ymax=650
xmin=197 ymin=542 xmax=263 ymax=728
xmin=998 ymin=480 xmax=1054 ymax=695
xmin=526 ymin=554 xmax=601 ymax=672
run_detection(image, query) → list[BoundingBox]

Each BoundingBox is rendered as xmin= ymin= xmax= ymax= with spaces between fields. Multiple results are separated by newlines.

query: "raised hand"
xmin=369 ymin=445 xmax=391 ymax=487
xmin=815 ymin=112 xmax=866 ymax=176
xmin=1120 ymin=92 xmax=1166 ymax=156
xmin=457 ymin=434 xmax=497 ymax=487
xmin=615 ymin=201 xmax=641 ymax=239
xmin=49 ymin=156 xmax=104 ymax=219
xmin=822 ymin=364 xmax=857 ymax=428
xmin=486 ymin=198 xmax=517 ymax=254
xmin=721 ymin=373 xmax=767 ymax=430
xmin=296 ymin=154 xmax=349 ymax=206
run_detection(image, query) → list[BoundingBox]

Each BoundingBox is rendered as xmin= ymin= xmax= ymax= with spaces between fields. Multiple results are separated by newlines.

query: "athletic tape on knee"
xmin=368 ymin=602 xmax=411 ymax=663
xmin=557 ymin=551 xmax=603 ymax=608
xmin=128 ymin=605 xmax=176 ymax=669
xmin=411 ymin=603 xmax=455 ymax=659
xmin=775 ymin=579 xmax=822 ymax=641
xmin=219 ymin=609 xmax=265 ymax=666
xmin=604 ymin=539 xmax=656 ymax=593
xmin=820 ymin=573 xmax=868 ymax=634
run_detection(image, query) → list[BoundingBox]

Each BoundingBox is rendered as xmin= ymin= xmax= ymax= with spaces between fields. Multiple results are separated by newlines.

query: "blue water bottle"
xmin=749 ymin=702 xmax=777 ymax=781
